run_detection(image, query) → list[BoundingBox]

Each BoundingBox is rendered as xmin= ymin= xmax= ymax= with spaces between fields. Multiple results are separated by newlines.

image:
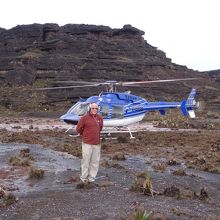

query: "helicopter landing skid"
xmin=127 ymin=127 xmax=135 ymax=139
xmin=101 ymin=127 xmax=136 ymax=139
xmin=65 ymin=125 xmax=135 ymax=139
xmin=65 ymin=125 xmax=80 ymax=137
xmin=65 ymin=126 xmax=74 ymax=133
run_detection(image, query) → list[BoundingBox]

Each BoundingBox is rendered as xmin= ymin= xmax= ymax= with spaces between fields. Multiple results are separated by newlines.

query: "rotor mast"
xmin=105 ymin=81 xmax=118 ymax=92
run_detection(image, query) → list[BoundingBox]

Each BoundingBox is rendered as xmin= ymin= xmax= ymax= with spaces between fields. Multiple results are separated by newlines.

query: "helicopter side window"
xmin=111 ymin=105 xmax=124 ymax=119
xmin=70 ymin=102 xmax=89 ymax=116
xmin=100 ymin=105 xmax=109 ymax=117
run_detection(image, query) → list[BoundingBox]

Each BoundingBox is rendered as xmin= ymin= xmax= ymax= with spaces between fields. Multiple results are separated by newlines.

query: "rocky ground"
xmin=0 ymin=113 xmax=220 ymax=219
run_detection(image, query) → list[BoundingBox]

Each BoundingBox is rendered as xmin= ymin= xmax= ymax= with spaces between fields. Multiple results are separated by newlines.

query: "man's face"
xmin=90 ymin=103 xmax=99 ymax=115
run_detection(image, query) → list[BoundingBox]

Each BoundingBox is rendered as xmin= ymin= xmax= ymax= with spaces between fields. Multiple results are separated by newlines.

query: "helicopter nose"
xmin=60 ymin=114 xmax=80 ymax=121
xmin=60 ymin=114 xmax=67 ymax=120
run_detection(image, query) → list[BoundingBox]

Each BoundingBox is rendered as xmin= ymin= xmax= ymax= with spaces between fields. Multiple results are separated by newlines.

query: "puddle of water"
xmin=0 ymin=117 xmax=71 ymax=132
xmin=124 ymin=155 xmax=220 ymax=183
xmin=0 ymin=143 xmax=80 ymax=195
xmin=0 ymin=122 xmax=70 ymax=132
xmin=186 ymin=168 xmax=220 ymax=183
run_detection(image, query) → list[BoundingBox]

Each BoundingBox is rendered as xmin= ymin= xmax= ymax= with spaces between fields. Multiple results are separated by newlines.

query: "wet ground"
xmin=0 ymin=143 xmax=80 ymax=195
xmin=0 ymin=116 xmax=220 ymax=219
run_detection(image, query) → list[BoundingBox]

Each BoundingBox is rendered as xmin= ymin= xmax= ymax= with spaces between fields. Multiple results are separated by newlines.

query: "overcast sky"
xmin=1 ymin=0 xmax=219 ymax=71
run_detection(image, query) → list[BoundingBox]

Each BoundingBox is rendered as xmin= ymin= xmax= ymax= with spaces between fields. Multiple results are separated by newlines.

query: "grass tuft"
xmin=3 ymin=193 xmax=18 ymax=206
xmin=9 ymin=156 xmax=31 ymax=167
xmin=28 ymin=167 xmax=44 ymax=179
xmin=130 ymin=208 xmax=152 ymax=220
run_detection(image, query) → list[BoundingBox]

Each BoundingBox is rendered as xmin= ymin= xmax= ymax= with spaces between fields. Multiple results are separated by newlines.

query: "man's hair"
xmin=88 ymin=102 xmax=99 ymax=112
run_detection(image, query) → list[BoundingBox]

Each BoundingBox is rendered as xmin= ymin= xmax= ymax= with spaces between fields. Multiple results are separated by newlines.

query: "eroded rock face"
xmin=0 ymin=23 xmax=219 ymax=112
xmin=5 ymin=67 xmax=36 ymax=86
xmin=0 ymin=23 xmax=174 ymax=84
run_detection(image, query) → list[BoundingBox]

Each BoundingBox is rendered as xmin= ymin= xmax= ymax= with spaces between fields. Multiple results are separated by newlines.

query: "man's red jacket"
xmin=76 ymin=113 xmax=103 ymax=145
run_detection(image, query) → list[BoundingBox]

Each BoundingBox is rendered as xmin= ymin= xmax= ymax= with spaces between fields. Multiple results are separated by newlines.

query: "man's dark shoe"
xmin=88 ymin=181 xmax=97 ymax=188
xmin=76 ymin=180 xmax=88 ymax=189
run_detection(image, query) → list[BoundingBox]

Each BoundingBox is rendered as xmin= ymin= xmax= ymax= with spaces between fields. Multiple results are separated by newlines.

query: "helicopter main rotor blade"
xmin=34 ymin=84 xmax=102 ymax=91
xmin=121 ymin=78 xmax=199 ymax=86
xmin=53 ymin=81 xmax=98 ymax=85
xmin=33 ymin=81 xmax=114 ymax=91
xmin=33 ymin=78 xmax=199 ymax=91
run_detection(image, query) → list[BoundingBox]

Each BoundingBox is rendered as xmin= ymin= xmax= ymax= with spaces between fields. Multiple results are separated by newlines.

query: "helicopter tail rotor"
xmin=196 ymin=100 xmax=205 ymax=112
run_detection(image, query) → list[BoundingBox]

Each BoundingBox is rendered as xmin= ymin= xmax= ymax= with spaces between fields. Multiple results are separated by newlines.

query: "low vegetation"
xmin=143 ymin=173 xmax=155 ymax=197
xmin=20 ymin=49 xmax=44 ymax=59
xmin=152 ymin=162 xmax=166 ymax=172
xmin=28 ymin=167 xmax=44 ymax=179
xmin=3 ymin=193 xmax=18 ymax=206
xmin=130 ymin=208 xmax=152 ymax=220
xmin=117 ymin=135 xmax=128 ymax=143
xmin=9 ymin=156 xmax=31 ymax=167
xmin=0 ymin=187 xmax=18 ymax=207
xmin=112 ymin=152 xmax=126 ymax=160
xmin=8 ymin=148 xmax=34 ymax=167
xmin=172 ymin=169 xmax=187 ymax=176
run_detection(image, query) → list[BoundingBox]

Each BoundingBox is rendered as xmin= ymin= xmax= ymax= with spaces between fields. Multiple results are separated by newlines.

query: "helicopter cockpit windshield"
xmin=68 ymin=102 xmax=89 ymax=116
xmin=67 ymin=101 xmax=124 ymax=120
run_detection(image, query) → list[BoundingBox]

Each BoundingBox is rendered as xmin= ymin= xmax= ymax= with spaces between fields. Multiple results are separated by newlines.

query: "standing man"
xmin=76 ymin=102 xmax=103 ymax=184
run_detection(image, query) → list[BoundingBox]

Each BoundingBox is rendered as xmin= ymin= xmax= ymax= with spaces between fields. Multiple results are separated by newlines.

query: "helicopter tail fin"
xmin=181 ymin=88 xmax=197 ymax=118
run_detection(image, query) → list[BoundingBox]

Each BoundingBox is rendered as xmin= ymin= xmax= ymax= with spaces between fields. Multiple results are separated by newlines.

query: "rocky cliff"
xmin=0 ymin=23 xmax=219 ymax=114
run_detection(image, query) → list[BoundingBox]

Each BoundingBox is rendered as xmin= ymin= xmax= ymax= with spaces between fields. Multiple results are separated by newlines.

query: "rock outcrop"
xmin=0 ymin=23 xmax=219 ymax=113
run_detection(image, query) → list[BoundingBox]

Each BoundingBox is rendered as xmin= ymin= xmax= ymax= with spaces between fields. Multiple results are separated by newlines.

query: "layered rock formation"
xmin=0 ymin=23 xmax=219 ymax=113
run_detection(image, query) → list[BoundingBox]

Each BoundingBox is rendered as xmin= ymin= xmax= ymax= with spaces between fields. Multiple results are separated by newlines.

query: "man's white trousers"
xmin=80 ymin=142 xmax=101 ymax=182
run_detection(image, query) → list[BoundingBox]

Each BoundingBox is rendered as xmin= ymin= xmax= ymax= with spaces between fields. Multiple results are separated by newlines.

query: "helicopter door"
xmin=100 ymin=105 xmax=109 ymax=118
xmin=111 ymin=105 xmax=124 ymax=119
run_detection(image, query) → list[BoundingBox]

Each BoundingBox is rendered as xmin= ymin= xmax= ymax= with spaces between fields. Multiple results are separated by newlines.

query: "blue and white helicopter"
xmin=54 ymin=79 xmax=199 ymax=137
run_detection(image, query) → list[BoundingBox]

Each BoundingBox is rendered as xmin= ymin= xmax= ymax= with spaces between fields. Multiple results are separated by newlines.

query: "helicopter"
xmin=36 ymin=78 xmax=199 ymax=137
xmin=39 ymin=78 xmax=198 ymax=136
